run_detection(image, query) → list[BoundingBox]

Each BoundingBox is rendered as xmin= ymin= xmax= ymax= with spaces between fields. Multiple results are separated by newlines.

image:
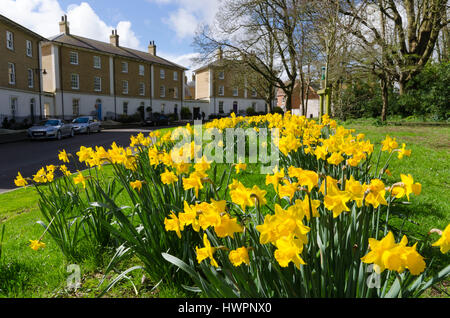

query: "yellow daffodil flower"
xmin=14 ymin=172 xmax=28 ymax=187
xmin=58 ymin=149 xmax=70 ymax=163
xmin=29 ymin=239 xmax=46 ymax=251
xmin=229 ymin=247 xmax=250 ymax=267
xmin=432 ymin=224 xmax=450 ymax=254
xmin=130 ymin=180 xmax=143 ymax=192
xmin=196 ymin=233 xmax=219 ymax=268
xmin=161 ymin=169 xmax=178 ymax=185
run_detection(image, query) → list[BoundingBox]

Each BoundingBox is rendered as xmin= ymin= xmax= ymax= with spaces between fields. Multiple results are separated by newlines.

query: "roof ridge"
xmin=117 ymin=46 xmax=149 ymax=61
xmin=70 ymin=34 xmax=100 ymax=51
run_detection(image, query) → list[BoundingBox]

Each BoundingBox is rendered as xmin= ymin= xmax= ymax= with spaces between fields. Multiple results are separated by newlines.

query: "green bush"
xmin=181 ymin=107 xmax=192 ymax=120
xmin=397 ymin=62 xmax=450 ymax=120
xmin=117 ymin=113 xmax=142 ymax=123
xmin=246 ymin=107 xmax=256 ymax=116
xmin=334 ymin=62 xmax=449 ymax=121
xmin=271 ymin=106 xmax=284 ymax=115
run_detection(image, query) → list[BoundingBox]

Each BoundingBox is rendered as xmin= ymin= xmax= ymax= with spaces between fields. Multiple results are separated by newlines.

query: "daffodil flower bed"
xmin=14 ymin=113 xmax=449 ymax=298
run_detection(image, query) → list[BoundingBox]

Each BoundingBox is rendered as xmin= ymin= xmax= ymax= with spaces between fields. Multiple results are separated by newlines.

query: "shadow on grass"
xmin=390 ymin=201 xmax=447 ymax=221
xmin=0 ymin=260 xmax=34 ymax=297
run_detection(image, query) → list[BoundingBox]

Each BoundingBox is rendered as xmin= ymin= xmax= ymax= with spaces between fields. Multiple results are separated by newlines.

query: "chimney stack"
xmin=110 ymin=30 xmax=119 ymax=47
xmin=148 ymin=41 xmax=156 ymax=55
xmin=217 ymin=46 xmax=223 ymax=60
xmin=59 ymin=15 xmax=70 ymax=34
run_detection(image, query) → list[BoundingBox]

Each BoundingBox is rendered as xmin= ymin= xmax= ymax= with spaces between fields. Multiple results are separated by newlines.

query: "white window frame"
xmin=6 ymin=31 xmax=14 ymax=50
xmin=94 ymin=76 xmax=102 ymax=92
xmin=160 ymin=69 xmax=165 ymax=79
xmin=160 ymin=85 xmax=166 ymax=97
xmin=251 ymin=88 xmax=257 ymax=97
xmin=218 ymin=101 xmax=224 ymax=113
xmin=218 ymin=71 xmax=225 ymax=80
xmin=28 ymin=68 xmax=34 ymax=88
xmin=70 ymin=52 xmax=79 ymax=65
xmin=93 ymin=56 xmax=101 ymax=69
xmin=122 ymin=80 xmax=129 ymax=94
xmin=122 ymin=62 xmax=128 ymax=73
xmin=233 ymin=87 xmax=239 ymax=97
xmin=71 ymin=73 xmax=80 ymax=90
xmin=139 ymin=65 xmax=145 ymax=76
xmin=173 ymin=86 xmax=178 ymax=98
xmin=8 ymin=63 xmax=16 ymax=85
xmin=161 ymin=103 xmax=165 ymax=114
xmin=218 ymin=85 xmax=224 ymax=96
xmin=139 ymin=82 xmax=145 ymax=96
xmin=26 ymin=40 xmax=33 ymax=57
xmin=173 ymin=71 xmax=178 ymax=81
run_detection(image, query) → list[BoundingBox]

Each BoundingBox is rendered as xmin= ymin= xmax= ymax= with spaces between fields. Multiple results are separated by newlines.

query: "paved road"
xmin=0 ymin=128 xmax=161 ymax=193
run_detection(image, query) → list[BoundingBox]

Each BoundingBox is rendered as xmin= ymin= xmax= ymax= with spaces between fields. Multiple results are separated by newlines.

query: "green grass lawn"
xmin=0 ymin=121 xmax=448 ymax=298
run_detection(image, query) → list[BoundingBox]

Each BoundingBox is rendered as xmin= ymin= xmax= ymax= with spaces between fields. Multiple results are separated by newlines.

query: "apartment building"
xmin=41 ymin=16 xmax=186 ymax=121
xmin=0 ymin=14 xmax=46 ymax=124
xmin=191 ymin=49 xmax=276 ymax=119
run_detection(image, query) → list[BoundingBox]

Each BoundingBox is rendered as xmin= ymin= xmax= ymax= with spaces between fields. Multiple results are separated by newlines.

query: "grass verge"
xmin=0 ymin=121 xmax=448 ymax=298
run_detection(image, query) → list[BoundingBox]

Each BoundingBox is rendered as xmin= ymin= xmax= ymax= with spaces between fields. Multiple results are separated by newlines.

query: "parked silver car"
xmin=28 ymin=119 xmax=74 ymax=140
xmin=72 ymin=116 xmax=102 ymax=134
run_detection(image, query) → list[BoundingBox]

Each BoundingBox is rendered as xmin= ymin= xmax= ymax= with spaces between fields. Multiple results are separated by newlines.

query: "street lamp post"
xmin=35 ymin=68 xmax=47 ymax=120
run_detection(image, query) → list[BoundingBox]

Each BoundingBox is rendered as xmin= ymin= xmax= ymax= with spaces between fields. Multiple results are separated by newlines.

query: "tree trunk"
xmin=398 ymin=78 xmax=406 ymax=96
xmin=285 ymin=90 xmax=293 ymax=111
xmin=380 ymin=76 xmax=389 ymax=122
xmin=299 ymin=79 xmax=306 ymax=116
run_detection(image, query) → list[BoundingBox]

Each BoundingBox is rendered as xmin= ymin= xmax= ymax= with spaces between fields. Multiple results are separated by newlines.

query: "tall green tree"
xmin=339 ymin=0 xmax=449 ymax=95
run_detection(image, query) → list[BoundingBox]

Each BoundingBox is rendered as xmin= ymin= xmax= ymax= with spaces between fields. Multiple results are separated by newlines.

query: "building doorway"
xmin=95 ymin=99 xmax=102 ymax=120
xmin=30 ymin=98 xmax=36 ymax=123
xmin=233 ymin=101 xmax=238 ymax=114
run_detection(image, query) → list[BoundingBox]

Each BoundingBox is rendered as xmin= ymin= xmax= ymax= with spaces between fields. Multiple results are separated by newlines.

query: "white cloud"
xmin=164 ymin=8 xmax=199 ymax=39
xmin=148 ymin=0 xmax=220 ymax=38
xmin=0 ymin=0 xmax=203 ymax=71
xmin=0 ymin=0 xmax=142 ymax=49
xmin=0 ymin=0 xmax=64 ymax=36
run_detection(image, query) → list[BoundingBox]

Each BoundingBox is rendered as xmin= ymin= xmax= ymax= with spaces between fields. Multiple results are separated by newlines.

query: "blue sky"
xmin=58 ymin=0 xmax=189 ymax=53
xmin=0 ymin=0 xmax=220 ymax=72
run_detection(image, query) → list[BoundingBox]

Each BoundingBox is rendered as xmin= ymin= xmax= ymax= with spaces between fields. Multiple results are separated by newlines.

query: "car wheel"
xmin=56 ymin=130 xmax=62 ymax=140
xmin=87 ymin=127 xmax=91 ymax=135
xmin=70 ymin=129 xmax=75 ymax=138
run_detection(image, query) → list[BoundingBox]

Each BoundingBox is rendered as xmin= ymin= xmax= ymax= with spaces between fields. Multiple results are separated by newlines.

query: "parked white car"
xmin=72 ymin=116 xmax=101 ymax=134
xmin=28 ymin=119 xmax=74 ymax=140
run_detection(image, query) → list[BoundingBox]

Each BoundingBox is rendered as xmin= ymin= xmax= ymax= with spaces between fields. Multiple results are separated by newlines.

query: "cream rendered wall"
xmin=0 ymin=88 xmax=41 ymax=120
